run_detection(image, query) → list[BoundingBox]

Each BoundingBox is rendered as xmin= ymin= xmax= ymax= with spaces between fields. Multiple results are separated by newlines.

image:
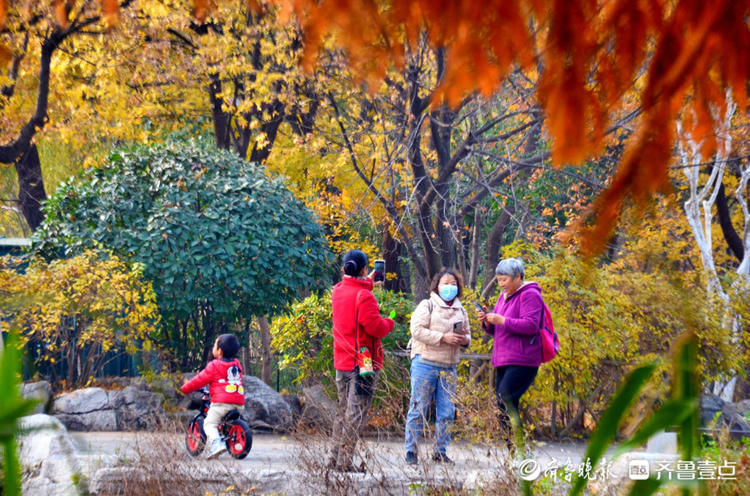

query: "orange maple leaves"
xmin=273 ymin=0 xmax=749 ymax=253
xmin=577 ymin=0 xmax=749 ymax=253
xmin=1 ymin=0 xmax=747 ymax=253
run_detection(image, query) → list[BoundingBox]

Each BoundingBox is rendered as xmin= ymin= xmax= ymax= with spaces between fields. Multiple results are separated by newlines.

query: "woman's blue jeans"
xmin=404 ymin=355 xmax=457 ymax=455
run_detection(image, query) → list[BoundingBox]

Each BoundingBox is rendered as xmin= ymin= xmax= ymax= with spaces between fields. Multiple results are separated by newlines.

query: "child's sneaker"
xmin=206 ymin=438 xmax=226 ymax=459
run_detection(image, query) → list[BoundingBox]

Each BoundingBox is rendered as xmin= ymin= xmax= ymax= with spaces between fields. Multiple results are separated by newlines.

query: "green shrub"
xmin=270 ymin=287 xmax=414 ymax=426
xmin=33 ymin=138 xmax=332 ymax=368
xmin=271 ymin=287 xmax=412 ymax=384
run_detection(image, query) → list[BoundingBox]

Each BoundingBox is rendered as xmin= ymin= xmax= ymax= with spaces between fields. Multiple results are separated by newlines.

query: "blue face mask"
xmin=439 ymin=285 xmax=458 ymax=301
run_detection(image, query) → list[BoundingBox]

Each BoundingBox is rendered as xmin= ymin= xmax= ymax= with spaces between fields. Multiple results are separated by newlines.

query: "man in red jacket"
xmin=330 ymin=250 xmax=394 ymax=472
xmin=181 ymin=334 xmax=245 ymax=459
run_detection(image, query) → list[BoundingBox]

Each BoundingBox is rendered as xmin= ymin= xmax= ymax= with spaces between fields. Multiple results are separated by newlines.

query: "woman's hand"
xmin=441 ymin=333 xmax=465 ymax=346
xmin=484 ymin=313 xmax=505 ymax=326
xmin=367 ymin=270 xmax=384 ymax=286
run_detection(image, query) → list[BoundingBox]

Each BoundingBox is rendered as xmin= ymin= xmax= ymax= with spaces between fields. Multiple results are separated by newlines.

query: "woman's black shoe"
xmin=431 ymin=452 xmax=454 ymax=464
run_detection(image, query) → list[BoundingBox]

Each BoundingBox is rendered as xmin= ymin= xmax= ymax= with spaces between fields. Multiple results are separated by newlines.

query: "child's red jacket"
xmin=180 ymin=358 xmax=245 ymax=405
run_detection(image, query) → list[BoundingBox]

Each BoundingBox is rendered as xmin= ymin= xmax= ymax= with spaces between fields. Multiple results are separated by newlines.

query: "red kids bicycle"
xmin=185 ymin=387 xmax=252 ymax=459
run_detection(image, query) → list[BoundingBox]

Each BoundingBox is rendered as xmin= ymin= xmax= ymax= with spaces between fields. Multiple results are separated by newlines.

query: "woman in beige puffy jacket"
xmin=404 ymin=268 xmax=470 ymax=465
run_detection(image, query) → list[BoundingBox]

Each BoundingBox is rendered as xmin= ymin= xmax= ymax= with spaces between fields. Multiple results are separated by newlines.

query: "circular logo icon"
xmin=518 ymin=459 xmax=541 ymax=481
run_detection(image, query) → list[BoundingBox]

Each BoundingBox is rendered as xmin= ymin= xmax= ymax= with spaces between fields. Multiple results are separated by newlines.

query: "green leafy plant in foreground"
xmin=570 ymin=332 xmax=701 ymax=496
xmin=0 ymin=333 xmax=40 ymax=496
xmin=511 ymin=332 xmax=703 ymax=496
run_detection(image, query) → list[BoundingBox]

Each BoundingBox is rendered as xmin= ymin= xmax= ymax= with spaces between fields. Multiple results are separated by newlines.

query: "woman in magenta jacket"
xmin=478 ymin=257 xmax=543 ymax=450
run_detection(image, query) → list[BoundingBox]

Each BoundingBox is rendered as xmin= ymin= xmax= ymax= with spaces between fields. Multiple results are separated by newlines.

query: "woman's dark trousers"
xmin=494 ymin=365 xmax=538 ymax=447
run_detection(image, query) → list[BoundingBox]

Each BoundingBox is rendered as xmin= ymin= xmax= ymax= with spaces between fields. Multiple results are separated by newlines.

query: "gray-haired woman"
xmin=477 ymin=258 xmax=544 ymax=449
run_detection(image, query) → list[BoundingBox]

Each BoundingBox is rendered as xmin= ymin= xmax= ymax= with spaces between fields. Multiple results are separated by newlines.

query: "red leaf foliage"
xmin=268 ymin=0 xmax=749 ymax=253
xmin=54 ymin=0 xmax=72 ymax=28
xmin=102 ymin=0 xmax=120 ymax=27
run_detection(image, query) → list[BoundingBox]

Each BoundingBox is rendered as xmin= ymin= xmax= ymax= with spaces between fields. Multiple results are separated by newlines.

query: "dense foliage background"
xmin=0 ymin=0 xmax=747 ymax=444
xmin=31 ymin=140 xmax=331 ymax=368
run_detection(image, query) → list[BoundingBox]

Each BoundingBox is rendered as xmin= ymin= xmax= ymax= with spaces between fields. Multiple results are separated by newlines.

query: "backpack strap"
xmin=526 ymin=292 xmax=545 ymax=345
xmin=353 ymin=290 xmax=367 ymax=364
xmin=407 ymin=298 xmax=433 ymax=354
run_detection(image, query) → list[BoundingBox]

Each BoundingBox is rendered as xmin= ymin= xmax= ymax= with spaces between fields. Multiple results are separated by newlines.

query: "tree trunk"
xmin=241 ymin=320 xmax=252 ymax=376
xmin=258 ymin=315 xmax=273 ymax=386
xmin=413 ymin=271 xmax=430 ymax=302
xmin=201 ymin=303 xmax=218 ymax=364
xmin=482 ymin=205 xmax=515 ymax=294
xmin=249 ymin=115 xmax=283 ymax=163
xmin=13 ymin=144 xmax=47 ymax=231
xmin=431 ymin=101 xmax=459 ymax=271
xmin=1 ymin=35 xmax=60 ymax=232
xmin=435 ymin=196 xmax=456 ymax=269
xmin=480 ymin=119 xmax=541 ymax=293
xmin=208 ymin=76 xmax=231 ymax=150
xmin=382 ymin=228 xmax=407 ymax=292
xmin=468 ymin=207 xmax=482 ymax=289
xmin=678 ymin=95 xmax=742 ymax=402
xmin=716 ymin=182 xmax=744 ymax=262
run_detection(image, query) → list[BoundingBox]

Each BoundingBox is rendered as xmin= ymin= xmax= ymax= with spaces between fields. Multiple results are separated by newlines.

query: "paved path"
xmin=71 ymin=431 xmax=596 ymax=468
xmin=71 ymin=431 xmax=649 ymax=495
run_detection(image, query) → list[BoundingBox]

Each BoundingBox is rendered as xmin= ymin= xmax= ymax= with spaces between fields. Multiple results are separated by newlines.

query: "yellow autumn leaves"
xmin=0 ymin=250 xmax=159 ymax=384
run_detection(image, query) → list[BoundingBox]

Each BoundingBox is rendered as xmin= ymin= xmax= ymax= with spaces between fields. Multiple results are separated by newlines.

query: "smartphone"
xmin=452 ymin=321 xmax=465 ymax=334
xmin=472 ymin=301 xmax=485 ymax=313
xmin=373 ymin=259 xmax=385 ymax=282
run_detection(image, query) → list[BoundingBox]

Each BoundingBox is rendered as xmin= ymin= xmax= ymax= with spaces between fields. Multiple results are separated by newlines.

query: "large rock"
xmin=283 ymin=393 xmax=303 ymax=425
xmin=300 ymin=385 xmax=338 ymax=432
xmin=242 ymin=375 xmax=293 ymax=431
xmin=53 ymin=387 xmax=117 ymax=431
xmin=21 ymin=380 xmax=52 ymax=414
xmin=145 ymin=375 xmax=181 ymax=407
xmin=110 ymin=386 xmax=166 ymax=430
xmin=93 ymin=376 xmax=147 ymax=390
xmin=700 ymin=394 xmax=750 ymax=439
xmin=52 ymin=385 xmax=169 ymax=431
xmin=18 ymin=414 xmax=85 ymax=496
xmin=700 ymin=394 xmax=725 ymax=426
xmin=721 ymin=401 xmax=750 ymax=439
xmin=177 ymin=372 xmax=202 ymax=410
xmin=54 ymin=387 xmax=110 ymax=413
xmin=54 ymin=410 xmax=118 ymax=432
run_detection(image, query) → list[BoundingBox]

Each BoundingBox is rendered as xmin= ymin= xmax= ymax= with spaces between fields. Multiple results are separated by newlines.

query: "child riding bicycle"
xmin=181 ymin=334 xmax=245 ymax=459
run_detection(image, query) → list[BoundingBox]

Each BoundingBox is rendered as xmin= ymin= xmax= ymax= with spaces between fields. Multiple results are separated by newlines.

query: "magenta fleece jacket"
xmin=483 ymin=282 xmax=544 ymax=367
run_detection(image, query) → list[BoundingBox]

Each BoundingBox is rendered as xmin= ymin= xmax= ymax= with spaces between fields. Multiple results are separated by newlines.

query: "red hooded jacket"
xmin=180 ymin=358 xmax=245 ymax=405
xmin=332 ymin=276 xmax=394 ymax=371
